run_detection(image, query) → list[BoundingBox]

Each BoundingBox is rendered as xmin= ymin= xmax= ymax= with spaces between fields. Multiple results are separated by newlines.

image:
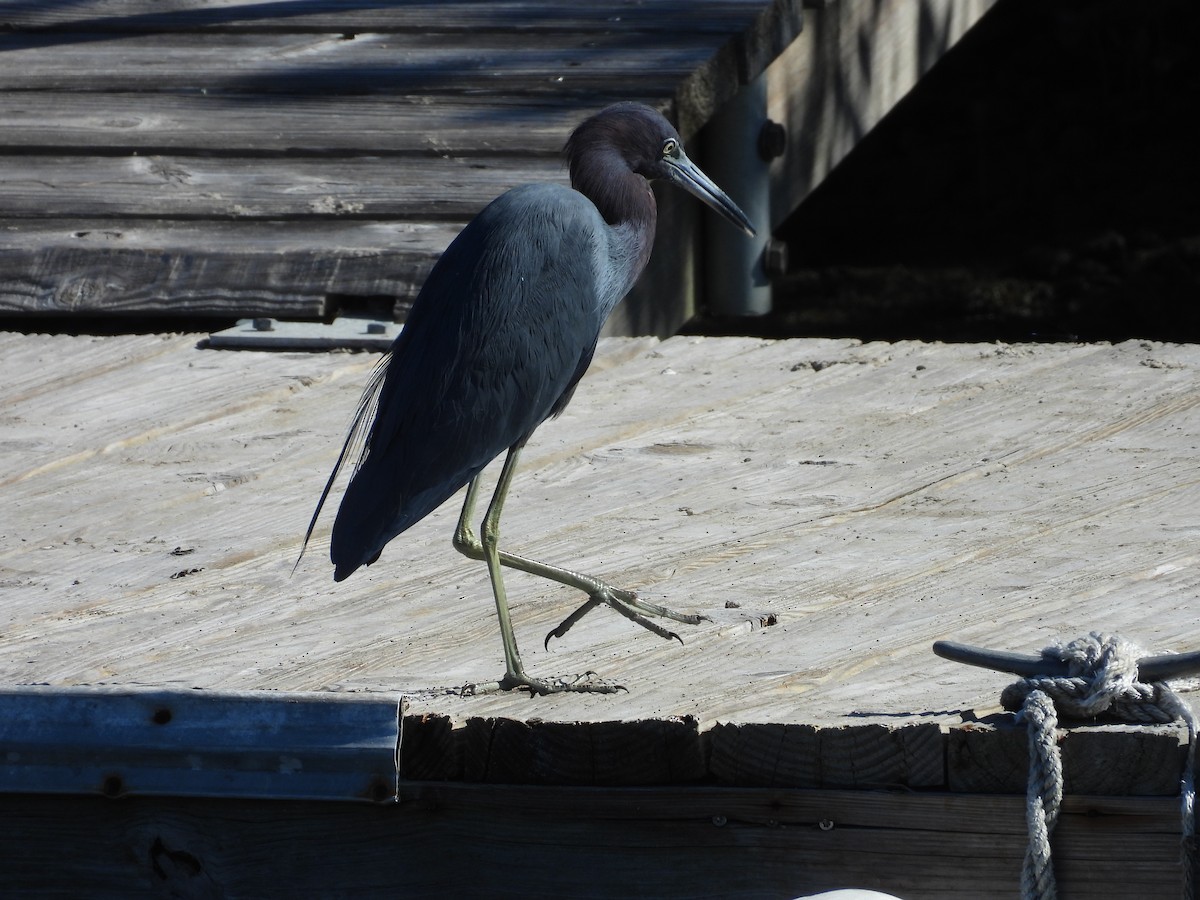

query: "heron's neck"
xmin=573 ymin=153 xmax=657 ymax=295
xmin=574 ymin=151 xmax=657 ymax=232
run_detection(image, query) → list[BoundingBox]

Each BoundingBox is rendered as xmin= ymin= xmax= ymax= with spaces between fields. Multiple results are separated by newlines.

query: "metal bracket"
xmin=208 ymin=316 xmax=400 ymax=351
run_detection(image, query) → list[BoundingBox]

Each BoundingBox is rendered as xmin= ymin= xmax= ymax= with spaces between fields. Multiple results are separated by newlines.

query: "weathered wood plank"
xmin=0 ymin=0 xmax=787 ymax=35
xmin=395 ymin=783 xmax=1181 ymax=836
xmin=0 ymin=13 xmax=803 ymax=139
xmin=2 ymin=334 xmax=1197 ymax=742
xmin=0 ymin=787 xmax=1182 ymax=897
xmin=708 ymin=721 xmax=945 ymax=788
xmin=0 ymin=220 xmax=462 ymax=315
xmin=0 ymin=154 xmax=561 ymax=220
xmin=948 ymin=720 xmax=1190 ymax=796
xmin=0 ymin=31 xmax=719 ymax=96
xmin=458 ymin=716 xmax=707 ymax=785
xmin=396 ymin=712 xmax=1193 ymax=795
xmin=0 ymin=93 xmax=615 ymax=155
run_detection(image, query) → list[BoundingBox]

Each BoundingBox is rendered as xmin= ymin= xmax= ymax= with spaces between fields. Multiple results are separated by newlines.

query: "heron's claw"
xmin=544 ymin=584 xmax=707 ymax=647
xmin=505 ymin=670 xmax=626 ymax=696
xmin=461 ymin=669 xmax=626 ymax=696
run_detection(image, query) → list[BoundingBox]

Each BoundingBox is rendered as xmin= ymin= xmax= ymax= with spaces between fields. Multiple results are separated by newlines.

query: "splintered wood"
xmin=2 ymin=332 xmax=1196 ymax=735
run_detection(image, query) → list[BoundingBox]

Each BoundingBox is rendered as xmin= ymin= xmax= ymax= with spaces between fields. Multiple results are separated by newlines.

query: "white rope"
xmin=1002 ymin=632 xmax=1197 ymax=900
xmin=1020 ymin=689 xmax=1061 ymax=899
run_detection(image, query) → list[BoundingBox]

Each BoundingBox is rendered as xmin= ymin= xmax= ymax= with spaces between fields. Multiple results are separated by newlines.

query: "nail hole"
xmin=102 ymin=774 xmax=124 ymax=798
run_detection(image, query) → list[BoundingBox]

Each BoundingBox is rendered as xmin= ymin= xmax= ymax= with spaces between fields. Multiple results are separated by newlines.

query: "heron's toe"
xmin=505 ymin=670 xmax=626 ymax=695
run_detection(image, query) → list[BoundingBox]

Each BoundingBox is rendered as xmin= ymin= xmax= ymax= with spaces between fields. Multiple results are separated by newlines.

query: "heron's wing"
xmin=293 ymin=352 xmax=390 ymax=570
xmin=366 ymin=187 xmax=602 ymax=477
xmin=327 ymin=184 xmax=611 ymax=575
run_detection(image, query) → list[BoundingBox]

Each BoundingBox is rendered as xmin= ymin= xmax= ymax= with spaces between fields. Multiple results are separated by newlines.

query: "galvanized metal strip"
xmin=0 ymin=686 xmax=403 ymax=802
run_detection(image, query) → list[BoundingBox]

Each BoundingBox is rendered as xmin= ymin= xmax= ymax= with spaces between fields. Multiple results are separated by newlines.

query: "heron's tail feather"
xmin=293 ymin=353 xmax=392 ymax=575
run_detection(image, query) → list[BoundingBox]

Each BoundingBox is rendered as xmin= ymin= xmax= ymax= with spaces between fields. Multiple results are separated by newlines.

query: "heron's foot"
xmin=545 ymin=584 xmax=708 ymax=648
xmin=462 ymin=670 xmax=626 ymax=696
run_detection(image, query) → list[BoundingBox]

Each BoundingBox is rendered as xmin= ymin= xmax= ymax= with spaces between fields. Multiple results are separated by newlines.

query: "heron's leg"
xmin=453 ymin=472 xmax=485 ymax=553
xmin=484 ymin=544 xmax=705 ymax=645
xmin=451 ymin=452 xmax=705 ymax=649
xmin=475 ymin=453 xmax=525 ymax=689
xmin=469 ymin=447 xmax=622 ymax=696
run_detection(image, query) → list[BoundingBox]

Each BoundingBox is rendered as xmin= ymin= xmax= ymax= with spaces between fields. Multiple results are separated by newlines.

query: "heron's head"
xmin=565 ymin=103 xmax=755 ymax=237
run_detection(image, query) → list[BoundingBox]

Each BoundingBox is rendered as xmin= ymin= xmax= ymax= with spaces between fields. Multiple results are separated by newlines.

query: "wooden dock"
xmin=2 ymin=330 xmax=1197 ymax=895
xmin=5 ymin=329 xmax=1198 ymax=726
xmin=1 ymin=0 xmax=1195 ymax=895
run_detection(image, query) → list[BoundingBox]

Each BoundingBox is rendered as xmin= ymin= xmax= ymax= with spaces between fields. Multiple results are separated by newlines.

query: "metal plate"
xmin=208 ymin=317 xmax=400 ymax=351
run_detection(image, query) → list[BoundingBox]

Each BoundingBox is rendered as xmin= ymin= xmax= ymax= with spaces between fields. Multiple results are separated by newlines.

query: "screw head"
xmin=762 ymin=239 xmax=789 ymax=278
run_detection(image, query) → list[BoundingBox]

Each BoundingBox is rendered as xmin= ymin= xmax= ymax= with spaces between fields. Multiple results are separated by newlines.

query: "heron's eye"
xmin=662 ymin=138 xmax=679 ymax=159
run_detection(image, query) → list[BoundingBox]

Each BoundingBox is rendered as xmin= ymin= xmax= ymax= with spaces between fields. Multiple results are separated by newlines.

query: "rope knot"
xmin=1000 ymin=632 xmax=1174 ymax=722
xmin=1002 ymin=631 xmax=1197 ymax=900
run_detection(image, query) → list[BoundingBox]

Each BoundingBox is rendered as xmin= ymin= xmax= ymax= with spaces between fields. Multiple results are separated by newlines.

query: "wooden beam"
xmin=765 ymin=0 xmax=998 ymax=227
xmin=0 ymin=32 xmax=721 ymax=97
xmin=0 ymin=0 xmax=790 ymax=35
xmin=0 ymin=220 xmax=461 ymax=316
xmin=0 ymin=785 xmax=1182 ymax=897
xmin=0 ymin=155 xmax=563 ymax=220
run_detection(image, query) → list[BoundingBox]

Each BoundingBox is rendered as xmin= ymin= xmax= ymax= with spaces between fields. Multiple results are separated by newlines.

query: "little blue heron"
xmin=301 ymin=102 xmax=754 ymax=695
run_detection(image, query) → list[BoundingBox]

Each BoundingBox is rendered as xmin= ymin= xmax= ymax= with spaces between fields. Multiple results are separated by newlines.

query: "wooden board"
xmin=0 ymin=1 xmax=794 ymax=35
xmin=2 ymin=332 xmax=1197 ymax=734
xmin=0 ymin=32 xmax=718 ymax=96
xmin=0 ymin=220 xmax=462 ymax=316
xmin=0 ymin=93 xmax=591 ymax=154
xmin=0 ymin=787 xmax=1184 ymax=898
xmin=0 ymin=155 xmax=563 ymax=219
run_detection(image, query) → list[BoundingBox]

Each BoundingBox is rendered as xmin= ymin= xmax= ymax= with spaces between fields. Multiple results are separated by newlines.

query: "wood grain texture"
xmin=459 ymin=715 xmax=707 ymax=785
xmin=0 ymin=93 xmax=600 ymax=154
xmin=708 ymin=721 xmax=945 ymax=788
xmin=948 ymin=721 xmax=1189 ymax=796
xmin=0 ymin=154 xmax=562 ymax=219
xmin=0 ymin=787 xmax=1183 ymax=898
xmin=0 ymin=220 xmax=461 ymax=315
xmin=0 ymin=32 xmax=715 ymax=96
xmin=2 ymin=334 xmax=1196 ymax=746
xmin=0 ymin=0 xmax=790 ymax=35
xmin=2 ymin=332 xmax=1196 ymax=890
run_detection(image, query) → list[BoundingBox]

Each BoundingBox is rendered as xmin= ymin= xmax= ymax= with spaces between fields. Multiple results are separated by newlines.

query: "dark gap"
xmin=1 ymin=315 xmax=240 ymax=337
xmin=689 ymin=0 xmax=1200 ymax=343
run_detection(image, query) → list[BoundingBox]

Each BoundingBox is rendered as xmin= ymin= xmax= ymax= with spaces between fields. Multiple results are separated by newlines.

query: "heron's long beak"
xmin=665 ymin=150 xmax=756 ymax=238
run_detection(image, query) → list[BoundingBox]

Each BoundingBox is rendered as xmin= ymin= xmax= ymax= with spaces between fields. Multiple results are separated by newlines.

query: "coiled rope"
xmin=999 ymin=632 xmax=1196 ymax=900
